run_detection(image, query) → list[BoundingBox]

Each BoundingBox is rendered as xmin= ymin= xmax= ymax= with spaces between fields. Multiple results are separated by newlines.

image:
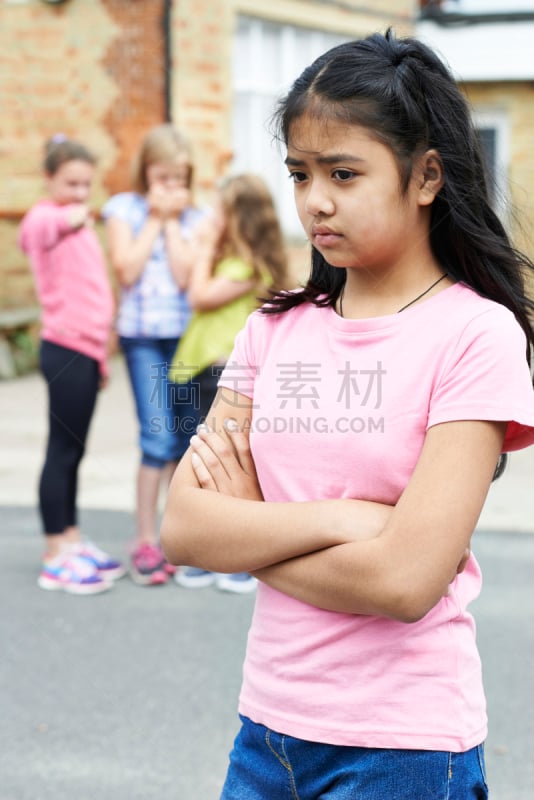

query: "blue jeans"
xmin=220 ymin=716 xmax=488 ymax=800
xmin=120 ymin=337 xmax=198 ymax=468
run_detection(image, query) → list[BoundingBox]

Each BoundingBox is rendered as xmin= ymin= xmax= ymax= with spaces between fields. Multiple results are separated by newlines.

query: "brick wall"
xmin=1 ymin=0 xmax=417 ymax=312
xmin=172 ymin=0 xmax=235 ymax=192
xmin=0 ymin=0 xmax=118 ymax=212
xmin=0 ymin=0 xmax=118 ymax=309
xmin=101 ymin=0 xmax=169 ymax=196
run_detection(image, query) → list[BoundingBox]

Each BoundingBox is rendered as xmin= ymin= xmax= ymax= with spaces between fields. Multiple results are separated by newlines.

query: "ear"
xmin=416 ymin=149 xmax=444 ymax=206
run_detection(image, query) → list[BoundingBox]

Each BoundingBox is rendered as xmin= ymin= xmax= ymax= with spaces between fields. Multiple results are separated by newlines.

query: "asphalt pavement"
xmin=1 ymin=357 xmax=533 ymax=800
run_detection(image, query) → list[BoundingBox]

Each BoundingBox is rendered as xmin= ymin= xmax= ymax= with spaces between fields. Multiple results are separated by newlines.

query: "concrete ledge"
xmin=0 ymin=307 xmax=40 ymax=379
xmin=0 ymin=307 xmax=40 ymax=329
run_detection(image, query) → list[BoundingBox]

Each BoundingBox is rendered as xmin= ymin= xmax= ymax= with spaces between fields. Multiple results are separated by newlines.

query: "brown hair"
xmin=131 ymin=124 xmax=193 ymax=195
xmin=217 ymin=174 xmax=287 ymax=291
xmin=43 ymin=135 xmax=96 ymax=175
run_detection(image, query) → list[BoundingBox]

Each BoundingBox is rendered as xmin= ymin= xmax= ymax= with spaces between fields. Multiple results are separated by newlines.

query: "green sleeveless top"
xmin=170 ymin=256 xmax=259 ymax=383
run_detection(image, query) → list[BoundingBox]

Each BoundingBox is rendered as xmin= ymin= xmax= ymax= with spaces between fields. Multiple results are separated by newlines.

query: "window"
xmin=232 ymin=16 xmax=349 ymax=239
xmin=473 ymin=110 xmax=509 ymax=219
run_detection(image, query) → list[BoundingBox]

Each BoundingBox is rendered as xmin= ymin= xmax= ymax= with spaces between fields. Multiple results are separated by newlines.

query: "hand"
xmin=68 ymin=204 xmax=91 ymax=229
xmin=189 ymin=419 xmax=263 ymax=501
xmin=147 ymin=184 xmax=171 ymax=219
xmin=192 ymin=215 xmax=222 ymax=254
xmin=148 ymin=184 xmax=190 ymax=220
xmin=165 ymin=187 xmax=190 ymax=218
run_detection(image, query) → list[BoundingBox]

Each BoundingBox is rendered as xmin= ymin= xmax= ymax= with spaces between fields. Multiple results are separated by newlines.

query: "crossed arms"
xmin=160 ymin=387 xmax=505 ymax=623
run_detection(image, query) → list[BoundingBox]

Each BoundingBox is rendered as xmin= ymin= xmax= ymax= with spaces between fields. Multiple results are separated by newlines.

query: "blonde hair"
xmin=131 ymin=124 xmax=193 ymax=195
xmin=218 ymin=174 xmax=287 ymax=290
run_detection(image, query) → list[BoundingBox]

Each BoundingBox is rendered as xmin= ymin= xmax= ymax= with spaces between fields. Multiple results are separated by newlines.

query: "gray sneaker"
xmin=174 ymin=567 xmax=216 ymax=589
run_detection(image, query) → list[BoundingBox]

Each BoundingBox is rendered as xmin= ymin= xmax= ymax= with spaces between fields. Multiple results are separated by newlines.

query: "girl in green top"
xmin=171 ymin=174 xmax=287 ymax=593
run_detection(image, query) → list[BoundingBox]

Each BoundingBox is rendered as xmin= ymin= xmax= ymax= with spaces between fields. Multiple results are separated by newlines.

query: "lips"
xmin=312 ymin=226 xmax=342 ymax=247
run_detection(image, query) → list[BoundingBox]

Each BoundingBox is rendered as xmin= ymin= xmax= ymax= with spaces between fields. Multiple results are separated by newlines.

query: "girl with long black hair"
xmin=162 ymin=31 xmax=534 ymax=798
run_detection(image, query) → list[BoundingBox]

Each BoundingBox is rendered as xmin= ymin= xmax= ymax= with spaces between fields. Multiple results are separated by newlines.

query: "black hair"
xmin=264 ymin=30 xmax=534 ymax=362
xmin=43 ymin=136 xmax=96 ymax=175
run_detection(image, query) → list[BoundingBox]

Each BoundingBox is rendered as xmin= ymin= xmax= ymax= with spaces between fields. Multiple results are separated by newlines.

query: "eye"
xmin=288 ymin=171 xmax=307 ymax=184
xmin=333 ymin=169 xmax=356 ymax=182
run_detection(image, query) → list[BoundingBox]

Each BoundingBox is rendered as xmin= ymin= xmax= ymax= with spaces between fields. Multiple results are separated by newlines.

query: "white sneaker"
xmin=216 ymin=573 xmax=257 ymax=595
xmin=174 ymin=567 xmax=217 ymax=589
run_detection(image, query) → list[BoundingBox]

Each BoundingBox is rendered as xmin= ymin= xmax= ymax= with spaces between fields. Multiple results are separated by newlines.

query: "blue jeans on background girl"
xmin=120 ymin=336 xmax=197 ymax=467
xmin=220 ymin=716 xmax=488 ymax=800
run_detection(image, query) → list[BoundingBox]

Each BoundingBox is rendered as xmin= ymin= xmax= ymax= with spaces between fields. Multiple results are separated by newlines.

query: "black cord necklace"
xmin=338 ymin=274 xmax=447 ymax=317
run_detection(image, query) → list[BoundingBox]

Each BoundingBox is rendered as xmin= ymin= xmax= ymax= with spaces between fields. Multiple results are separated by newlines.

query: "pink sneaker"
xmin=38 ymin=552 xmax=112 ymax=595
xmin=129 ymin=542 xmax=168 ymax=586
xmin=163 ymin=560 xmax=177 ymax=576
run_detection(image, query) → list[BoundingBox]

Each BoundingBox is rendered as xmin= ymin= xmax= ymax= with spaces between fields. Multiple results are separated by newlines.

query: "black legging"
xmin=39 ymin=341 xmax=99 ymax=534
xmin=196 ymin=363 xmax=224 ymax=424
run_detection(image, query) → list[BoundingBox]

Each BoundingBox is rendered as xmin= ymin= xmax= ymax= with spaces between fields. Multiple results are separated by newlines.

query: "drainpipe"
xmin=162 ymin=0 xmax=172 ymax=121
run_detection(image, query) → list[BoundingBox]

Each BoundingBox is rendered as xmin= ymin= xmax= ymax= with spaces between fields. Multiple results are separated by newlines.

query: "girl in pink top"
xmin=161 ymin=32 xmax=534 ymax=798
xmin=19 ymin=136 xmax=124 ymax=595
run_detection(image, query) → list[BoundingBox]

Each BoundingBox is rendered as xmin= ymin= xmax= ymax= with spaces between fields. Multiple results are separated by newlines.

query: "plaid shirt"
xmin=102 ymin=192 xmax=205 ymax=338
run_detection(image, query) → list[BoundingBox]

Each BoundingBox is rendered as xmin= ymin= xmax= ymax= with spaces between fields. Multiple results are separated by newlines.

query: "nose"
xmin=163 ymin=176 xmax=185 ymax=189
xmin=303 ymin=179 xmax=335 ymax=217
xmin=73 ymin=185 xmax=90 ymax=201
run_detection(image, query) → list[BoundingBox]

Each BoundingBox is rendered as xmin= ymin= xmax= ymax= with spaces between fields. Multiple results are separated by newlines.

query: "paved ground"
xmin=1 ymin=357 xmax=533 ymax=799
xmin=1 ymin=506 xmax=251 ymax=800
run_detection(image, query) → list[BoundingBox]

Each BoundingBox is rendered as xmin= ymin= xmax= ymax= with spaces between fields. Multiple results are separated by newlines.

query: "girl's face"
xmin=286 ymin=115 xmax=430 ymax=274
xmin=145 ymin=157 xmax=190 ymax=190
xmin=46 ymin=159 xmax=94 ymax=205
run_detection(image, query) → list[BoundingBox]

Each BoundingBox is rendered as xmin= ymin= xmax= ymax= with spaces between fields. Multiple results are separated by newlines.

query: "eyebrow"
xmin=285 ymin=153 xmax=366 ymax=166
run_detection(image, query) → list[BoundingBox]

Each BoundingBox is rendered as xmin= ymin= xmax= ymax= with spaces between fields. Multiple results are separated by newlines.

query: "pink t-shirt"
xmin=218 ymin=282 xmax=534 ymax=751
xmin=19 ymin=200 xmax=114 ymax=376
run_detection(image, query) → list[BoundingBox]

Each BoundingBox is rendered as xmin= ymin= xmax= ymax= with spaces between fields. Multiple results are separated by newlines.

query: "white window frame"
xmin=232 ymin=15 xmax=349 ymax=240
xmin=472 ymin=108 xmax=509 ymax=221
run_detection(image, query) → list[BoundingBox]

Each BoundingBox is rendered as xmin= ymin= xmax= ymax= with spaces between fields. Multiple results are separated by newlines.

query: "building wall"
xmin=101 ymin=0 xmax=169 ymax=196
xmin=0 ymin=0 xmax=118 ymax=308
xmin=171 ymin=0 xmax=234 ymax=194
xmin=1 ymin=0 xmax=415 ymax=311
xmin=464 ymin=82 xmax=534 ymax=255
xmin=234 ymin=0 xmax=413 ymax=32
xmin=172 ymin=0 xmax=414 ymax=192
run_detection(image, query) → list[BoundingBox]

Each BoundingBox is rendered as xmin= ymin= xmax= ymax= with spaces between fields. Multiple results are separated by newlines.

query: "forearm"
xmin=168 ymin=399 xmax=504 ymax=624
xmin=114 ymin=216 xmax=162 ymax=286
xmin=165 ymin=219 xmax=194 ymax=289
xmin=186 ymin=244 xmax=220 ymax=309
xmin=188 ymin=273 xmax=255 ymax=310
xmin=252 ymin=502 xmax=475 ymax=621
xmin=35 ymin=205 xmax=81 ymax=246
xmin=253 ymin=540 xmax=401 ymax=619
xmin=160 ymin=479 xmax=392 ymax=574
xmin=188 ymin=278 xmax=220 ymax=310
